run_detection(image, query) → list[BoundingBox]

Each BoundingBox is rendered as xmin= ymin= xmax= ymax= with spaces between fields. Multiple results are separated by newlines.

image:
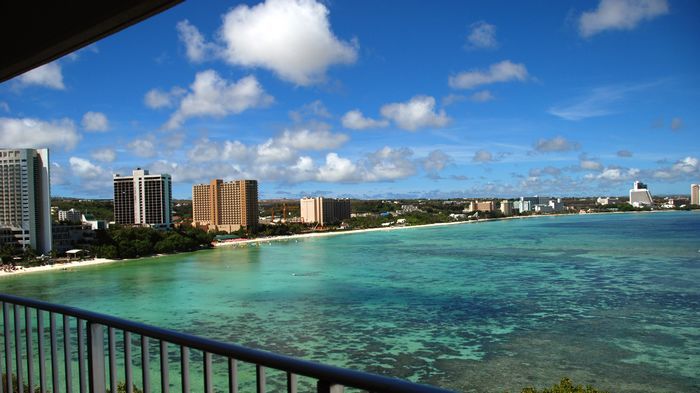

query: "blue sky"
xmin=1 ymin=0 xmax=699 ymax=199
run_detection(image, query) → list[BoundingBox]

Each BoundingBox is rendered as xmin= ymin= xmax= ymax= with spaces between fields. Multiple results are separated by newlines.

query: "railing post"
xmin=317 ymin=381 xmax=344 ymax=393
xmin=87 ymin=323 xmax=106 ymax=393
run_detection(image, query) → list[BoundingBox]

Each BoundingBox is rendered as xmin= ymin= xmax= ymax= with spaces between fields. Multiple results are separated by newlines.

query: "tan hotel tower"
xmin=193 ymin=179 xmax=259 ymax=232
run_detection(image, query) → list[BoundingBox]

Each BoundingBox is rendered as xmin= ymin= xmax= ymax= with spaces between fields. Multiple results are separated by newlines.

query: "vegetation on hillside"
xmin=51 ymin=198 xmax=113 ymax=221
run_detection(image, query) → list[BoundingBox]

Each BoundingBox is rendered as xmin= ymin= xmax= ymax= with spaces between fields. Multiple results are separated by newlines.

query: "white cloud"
xmin=363 ymin=147 xmax=416 ymax=181
xmin=469 ymin=90 xmax=495 ymax=102
xmin=91 ymin=148 xmax=116 ymax=163
xmin=144 ymin=87 xmax=185 ymax=109
xmin=81 ymin=111 xmax=109 ymax=132
xmin=671 ymin=117 xmax=683 ymax=131
xmin=217 ymin=0 xmax=358 ymax=85
xmin=466 ymin=21 xmax=498 ymax=49
xmin=449 ymin=60 xmax=529 ymax=90
xmin=472 ymin=149 xmax=494 ymax=163
xmin=289 ymin=100 xmax=332 ymax=121
xmin=0 ymin=117 xmax=80 ymax=150
xmin=595 ymin=167 xmax=640 ymax=182
xmin=128 ymin=138 xmax=157 ymax=158
xmin=176 ymin=20 xmax=220 ymax=62
xmin=317 ymin=153 xmax=360 ymax=182
xmin=671 ymin=156 xmax=698 ymax=174
xmin=277 ymin=127 xmax=348 ymax=150
xmin=69 ymin=157 xmax=107 ymax=180
xmin=380 ymin=96 xmax=449 ymax=131
xmin=533 ymin=136 xmax=580 ymax=153
xmin=16 ymin=62 xmax=65 ymax=89
xmin=580 ymin=157 xmax=603 ymax=170
xmin=442 ymin=94 xmax=466 ymax=106
xmin=165 ymin=70 xmax=273 ymax=129
xmin=423 ymin=150 xmax=452 ymax=173
xmin=579 ymin=0 xmax=669 ymax=38
xmin=341 ymin=110 xmax=389 ymax=130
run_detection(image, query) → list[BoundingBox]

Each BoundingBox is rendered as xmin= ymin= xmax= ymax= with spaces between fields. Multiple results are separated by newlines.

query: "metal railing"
xmin=0 ymin=293 xmax=454 ymax=393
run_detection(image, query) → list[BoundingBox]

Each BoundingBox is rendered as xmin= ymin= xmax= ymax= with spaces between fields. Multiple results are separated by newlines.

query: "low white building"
xmin=58 ymin=208 xmax=82 ymax=223
xmin=597 ymin=197 xmax=619 ymax=205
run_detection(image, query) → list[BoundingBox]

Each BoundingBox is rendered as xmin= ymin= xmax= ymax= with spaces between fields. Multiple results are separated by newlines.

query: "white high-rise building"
xmin=691 ymin=184 xmax=699 ymax=206
xmin=629 ymin=181 xmax=654 ymax=207
xmin=113 ymin=168 xmax=172 ymax=227
xmin=0 ymin=148 xmax=52 ymax=254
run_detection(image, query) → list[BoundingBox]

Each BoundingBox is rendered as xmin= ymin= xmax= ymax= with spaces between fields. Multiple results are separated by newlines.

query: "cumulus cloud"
xmin=579 ymin=0 xmax=669 ymax=38
xmin=81 ymin=111 xmax=109 ymax=132
xmin=472 ymin=149 xmax=494 ymax=163
xmin=179 ymin=138 xmax=444 ymax=184
xmin=0 ymin=117 xmax=80 ymax=150
xmin=91 ymin=148 xmax=116 ymax=163
xmin=469 ymin=90 xmax=495 ymax=102
xmin=216 ymin=0 xmax=358 ymax=85
xmin=466 ymin=21 xmax=498 ymax=49
xmin=670 ymin=117 xmax=683 ymax=131
xmin=533 ymin=136 xmax=580 ymax=153
xmin=617 ymin=150 xmax=633 ymax=157
xmin=144 ymin=87 xmax=186 ymax=109
xmin=422 ymin=150 xmax=453 ymax=173
xmin=165 ymin=70 xmax=273 ymax=129
xmin=380 ymin=95 xmax=449 ymax=131
xmin=16 ymin=62 xmax=65 ymax=89
xmin=593 ymin=167 xmax=640 ymax=182
xmin=176 ymin=20 xmax=220 ymax=62
xmin=316 ymin=153 xmax=359 ymax=182
xmin=579 ymin=155 xmax=603 ymax=170
xmin=289 ymin=100 xmax=331 ymax=122
xmin=277 ymin=127 xmax=348 ymax=150
xmin=671 ymin=156 xmax=698 ymax=174
xmin=186 ymin=125 xmax=347 ymax=165
xmin=128 ymin=138 xmax=157 ymax=158
xmin=448 ymin=60 xmax=529 ymax=90
xmin=69 ymin=157 xmax=107 ymax=180
xmin=341 ymin=110 xmax=389 ymax=130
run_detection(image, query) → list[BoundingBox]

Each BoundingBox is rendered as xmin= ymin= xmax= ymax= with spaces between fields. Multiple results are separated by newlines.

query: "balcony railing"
xmin=0 ymin=293 xmax=454 ymax=393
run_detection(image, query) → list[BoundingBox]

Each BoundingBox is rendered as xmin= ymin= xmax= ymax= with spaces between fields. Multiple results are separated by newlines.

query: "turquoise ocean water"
xmin=1 ymin=211 xmax=699 ymax=392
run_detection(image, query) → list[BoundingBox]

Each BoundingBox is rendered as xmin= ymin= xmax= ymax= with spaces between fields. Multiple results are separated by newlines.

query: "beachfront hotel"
xmin=113 ymin=168 xmax=172 ymax=227
xmin=500 ymin=200 xmax=513 ymax=216
xmin=300 ymin=197 xmax=351 ymax=226
xmin=192 ymin=179 xmax=259 ymax=232
xmin=0 ymin=148 xmax=52 ymax=254
xmin=629 ymin=180 xmax=654 ymax=207
xmin=692 ymin=184 xmax=699 ymax=205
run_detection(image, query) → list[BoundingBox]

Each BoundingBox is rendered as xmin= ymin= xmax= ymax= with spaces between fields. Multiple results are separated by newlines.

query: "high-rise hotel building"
xmin=113 ymin=168 xmax=172 ymax=227
xmin=0 ymin=148 xmax=52 ymax=254
xmin=300 ymin=197 xmax=351 ymax=226
xmin=692 ymin=184 xmax=699 ymax=206
xmin=192 ymin=179 xmax=258 ymax=232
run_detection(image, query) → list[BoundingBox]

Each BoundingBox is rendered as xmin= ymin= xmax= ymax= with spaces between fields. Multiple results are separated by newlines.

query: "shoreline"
xmin=0 ymin=209 xmax=685 ymax=278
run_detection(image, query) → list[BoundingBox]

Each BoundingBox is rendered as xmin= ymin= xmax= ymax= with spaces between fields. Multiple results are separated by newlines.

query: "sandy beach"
xmin=0 ymin=209 xmax=678 ymax=278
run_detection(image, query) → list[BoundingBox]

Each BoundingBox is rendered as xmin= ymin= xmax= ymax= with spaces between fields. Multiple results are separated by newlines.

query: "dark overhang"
xmin=0 ymin=0 xmax=183 ymax=84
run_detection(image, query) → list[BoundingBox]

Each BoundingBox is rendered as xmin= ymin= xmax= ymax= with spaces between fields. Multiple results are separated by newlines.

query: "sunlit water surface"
xmin=2 ymin=212 xmax=699 ymax=392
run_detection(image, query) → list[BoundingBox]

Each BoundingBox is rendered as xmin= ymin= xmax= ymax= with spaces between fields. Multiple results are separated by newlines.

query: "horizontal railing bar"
xmin=0 ymin=293 xmax=453 ymax=393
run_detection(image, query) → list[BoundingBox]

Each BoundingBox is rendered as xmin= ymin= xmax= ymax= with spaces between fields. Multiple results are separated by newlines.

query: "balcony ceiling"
xmin=0 ymin=0 xmax=182 ymax=83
